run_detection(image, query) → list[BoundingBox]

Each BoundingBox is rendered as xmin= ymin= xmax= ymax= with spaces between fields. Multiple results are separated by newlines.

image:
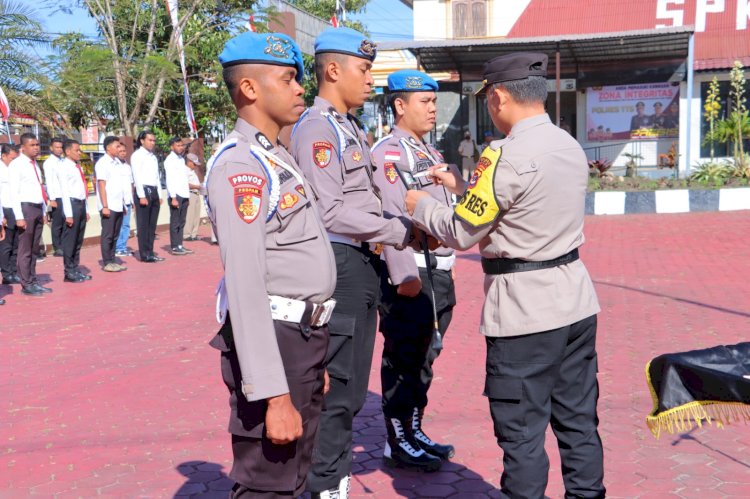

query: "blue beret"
xmin=314 ymin=27 xmax=377 ymax=61
xmin=387 ymin=70 xmax=438 ymax=92
xmin=219 ymin=32 xmax=304 ymax=83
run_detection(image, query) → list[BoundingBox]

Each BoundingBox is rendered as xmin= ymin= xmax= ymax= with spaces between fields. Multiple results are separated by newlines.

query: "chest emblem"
xmin=352 ymin=150 xmax=363 ymax=162
xmin=280 ymin=192 xmax=299 ymax=210
xmin=295 ymin=184 xmax=306 ymax=197
xmin=313 ymin=141 xmax=332 ymax=168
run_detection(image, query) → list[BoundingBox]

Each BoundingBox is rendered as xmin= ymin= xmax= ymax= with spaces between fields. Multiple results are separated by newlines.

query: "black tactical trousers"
xmin=307 ymin=243 xmax=380 ymax=493
xmin=62 ymin=199 xmax=87 ymax=274
xmin=379 ymin=265 xmax=455 ymax=421
xmin=0 ymin=207 xmax=19 ymax=278
xmin=136 ymin=185 xmax=160 ymax=259
xmin=17 ymin=203 xmax=44 ymax=287
xmin=211 ymin=315 xmax=328 ymax=498
xmin=50 ymin=197 xmax=64 ymax=251
xmin=168 ymin=195 xmax=188 ymax=249
xmin=485 ymin=314 xmax=605 ymax=499
xmin=100 ymin=210 xmax=123 ymax=265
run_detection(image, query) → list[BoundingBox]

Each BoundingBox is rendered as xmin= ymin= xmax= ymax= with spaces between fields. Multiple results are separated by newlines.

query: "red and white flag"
xmin=330 ymin=14 xmax=339 ymax=27
xmin=0 ymin=85 xmax=10 ymax=122
xmin=246 ymin=14 xmax=257 ymax=32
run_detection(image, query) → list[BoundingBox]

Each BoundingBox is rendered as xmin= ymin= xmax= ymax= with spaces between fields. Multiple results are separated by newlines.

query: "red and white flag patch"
xmin=384 ymin=150 xmax=401 ymax=162
xmin=229 ymin=173 xmax=265 ymax=223
xmin=313 ymin=141 xmax=333 ymax=168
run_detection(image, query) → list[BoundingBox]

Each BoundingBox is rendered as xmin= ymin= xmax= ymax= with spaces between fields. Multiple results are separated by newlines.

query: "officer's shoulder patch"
xmin=384 ymin=162 xmax=399 ymax=184
xmin=454 ymin=146 xmax=502 ymax=227
xmin=313 ymin=141 xmax=333 ymax=168
xmin=229 ymin=173 xmax=265 ymax=224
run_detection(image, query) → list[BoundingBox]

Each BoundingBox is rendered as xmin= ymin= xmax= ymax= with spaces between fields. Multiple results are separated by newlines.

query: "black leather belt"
xmin=481 ymin=249 xmax=579 ymax=275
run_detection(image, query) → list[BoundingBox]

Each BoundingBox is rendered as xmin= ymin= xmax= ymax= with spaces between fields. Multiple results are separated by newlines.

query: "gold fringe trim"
xmin=644 ymin=361 xmax=750 ymax=439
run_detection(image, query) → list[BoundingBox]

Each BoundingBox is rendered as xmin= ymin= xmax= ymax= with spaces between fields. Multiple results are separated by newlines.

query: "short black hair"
xmin=222 ymin=65 xmax=243 ymax=97
xmin=168 ymin=136 xmax=183 ymax=147
xmin=50 ymin=137 xmax=65 ymax=146
xmin=1 ymin=143 xmax=18 ymax=156
xmin=103 ymin=135 xmax=120 ymax=151
xmin=63 ymin=139 xmax=80 ymax=153
xmin=20 ymin=133 xmax=38 ymax=145
xmin=387 ymin=91 xmax=412 ymax=115
xmin=135 ymin=130 xmax=154 ymax=149
xmin=314 ymin=52 xmax=347 ymax=85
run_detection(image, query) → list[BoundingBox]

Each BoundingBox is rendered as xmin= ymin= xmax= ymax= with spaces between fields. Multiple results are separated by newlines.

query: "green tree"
xmin=727 ymin=60 xmax=748 ymax=169
xmin=0 ymin=0 xmax=48 ymax=92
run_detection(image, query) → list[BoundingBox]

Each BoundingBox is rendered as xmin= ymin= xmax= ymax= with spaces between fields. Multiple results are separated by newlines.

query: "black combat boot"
xmin=411 ymin=407 xmax=455 ymax=459
xmin=383 ymin=417 xmax=442 ymax=471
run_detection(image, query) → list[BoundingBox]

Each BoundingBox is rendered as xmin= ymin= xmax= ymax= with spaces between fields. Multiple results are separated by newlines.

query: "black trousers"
xmin=485 ymin=314 xmax=605 ymax=499
xmin=50 ymin=197 xmax=64 ymax=251
xmin=0 ymin=207 xmax=20 ymax=278
xmin=100 ymin=210 xmax=124 ymax=265
xmin=62 ymin=199 xmax=87 ymax=275
xmin=210 ymin=315 xmax=328 ymax=497
xmin=307 ymin=243 xmax=380 ymax=493
xmin=17 ymin=203 xmax=44 ymax=287
xmin=379 ymin=265 xmax=455 ymax=421
xmin=136 ymin=185 xmax=160 ymax=259
xmin=168 ymin=195 xmax=188 ymax=249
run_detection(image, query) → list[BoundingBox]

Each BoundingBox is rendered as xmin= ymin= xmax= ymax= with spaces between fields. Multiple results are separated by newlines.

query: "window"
xmin=452 ymin=0 xmax=487 ymax=38
xmin=700 ymin=79 xmax=750 ymax=158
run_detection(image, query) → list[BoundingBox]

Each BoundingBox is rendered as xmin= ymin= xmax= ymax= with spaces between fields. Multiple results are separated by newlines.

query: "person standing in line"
xmin=290 ymin=27 xmax=416 ymax=499
xmin=9 ymin=133 xmax=51 ymax=296
xmin=43 ymin=137 xmax=66 ymax=257
xmin=131 ymin=130 xmax=164 ymax=262
xmin=183 ymin=152 xmax=203 ymax=242
xmin=115 ymin=143 xmax=135 ymax=257
xmin=405 ymin=53 xmax=605 ymax=499
xmin=457 ymin=130 xmax=477 ymax=180
xmin=163 ymin=137 xmax=192 ymax=256
xmin=207 ymin=31 xmax=336 ymax=497
xmin=58 ymin=139 xmax=91 ymax=282
xmin=370 ymin=70 xmax=456 ymax=472
xmin=95 ymin=136 xmax=129 ymax=272
xmin=0 ymin=148 xmax=6 ymax=304
xmin=0 ymin=144 xmax=20 ymax=286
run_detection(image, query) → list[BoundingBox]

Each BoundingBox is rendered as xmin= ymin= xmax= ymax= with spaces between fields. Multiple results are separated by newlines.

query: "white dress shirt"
xmin=59 ymin=158 xmax=89 ymax=218
xmin=130 ymin=147 xmax=162 ymax=200
xmin=119 ymin=159 xmax=135 ymax=206
xmin=9 ymin=153 xmax=47 ymax=219
xmin=0 ymin=162 xmax=10 ymax=213
xmin=95 ymin=154 xmax=129 ymax=212
xmin=164 ymin=152 xmax=190 ymax=199
xmin=43 ymin=154 xmax=65 ymax=200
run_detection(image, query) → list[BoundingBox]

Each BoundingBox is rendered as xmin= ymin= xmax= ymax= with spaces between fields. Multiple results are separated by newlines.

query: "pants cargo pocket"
xmin=324 ymin=313 xmax=356 ymax=382
xmin=484 ymin=375 xmax=528 ymax=442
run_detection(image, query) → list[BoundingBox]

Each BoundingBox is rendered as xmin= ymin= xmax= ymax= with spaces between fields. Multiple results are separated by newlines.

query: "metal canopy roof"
xmin=377 ymin=26 xmax=694 ymax=75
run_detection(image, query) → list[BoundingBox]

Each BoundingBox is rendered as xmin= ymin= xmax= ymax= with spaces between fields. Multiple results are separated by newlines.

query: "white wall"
xmin=413 ymin=0 xmax=448 ymax=40
xmin=488 ymin=0 xmax=531 ymax=37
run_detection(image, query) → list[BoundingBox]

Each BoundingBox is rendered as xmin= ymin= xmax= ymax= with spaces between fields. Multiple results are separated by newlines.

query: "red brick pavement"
xmin=2 ymin=212 xmax=749 ymax=498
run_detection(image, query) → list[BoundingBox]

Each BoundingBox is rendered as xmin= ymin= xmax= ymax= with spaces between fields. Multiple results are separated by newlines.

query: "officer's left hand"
xmin=324 ymin=369 xmax=330 ymax=395
xmin=397 ymin=277 xmax=422 ymax=297
xmin=405 ymin=190 xmax=430 ymax=216
xmin=0 ymin=225 xmax=4 ymax=241
xmin=86 ymin=213 xmax=91 ymax=222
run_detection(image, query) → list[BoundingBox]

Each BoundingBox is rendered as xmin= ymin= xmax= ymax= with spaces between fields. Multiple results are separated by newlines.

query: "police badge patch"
xmin=280 ymin=192 xmax=299 ymax=210
xmin=358 ymin=39 xmax=376 ymax=57
xmin=384 ymin=162 xmax=399 ymax=184
xmin=264 ymin=35 xmax=291 ymax=58
xmin=352 ymin=150 xmax=362 ymax=162
xmin=405 ymin=76 xmax=423 ymax=89
xmin=229 ymin=173 xmax=265 ymax=224
xmin=313 ymin=142 xmax=333 ymax=168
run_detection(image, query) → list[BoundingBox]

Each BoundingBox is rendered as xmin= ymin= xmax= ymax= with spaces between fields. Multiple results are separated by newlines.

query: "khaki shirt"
xmin=413 ymin=113 xmax=599 ymax=337
xmin=371 ymin=125 xmax=454 ymax=285
xmin=206 ymin=118 xmax=336 ymax=401
xmin=290 ymin=96 xmax=411 ymax=245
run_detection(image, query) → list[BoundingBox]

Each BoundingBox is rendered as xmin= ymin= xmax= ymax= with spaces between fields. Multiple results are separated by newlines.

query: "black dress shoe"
xmin=21 ymin=285 xmax=43 ymax=296
xmin=0 ymin=298 xmax=5 ymax=305
xmin=64 ymin=274 xmax=85 ymax=283
xmin=34 ymin=284 xmax=53 ymax=293
xmin=76 ymin=272 xmax=92 ymax=281
xmin=151 ymin=255 xmax=165 ymax=262
xmin=53 ymin=249 xmax=64 ymax=257
xmin=2 ymin=275 xmax=21 ymax=285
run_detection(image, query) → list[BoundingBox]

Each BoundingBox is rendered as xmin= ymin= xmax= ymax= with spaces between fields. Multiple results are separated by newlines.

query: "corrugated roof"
xmin=378 ymin=27 xmax=694 ymax=75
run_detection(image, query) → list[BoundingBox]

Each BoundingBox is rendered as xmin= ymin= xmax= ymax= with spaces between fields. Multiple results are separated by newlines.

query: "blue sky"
xmin=39 ymin=0 xmax=414 ymax=47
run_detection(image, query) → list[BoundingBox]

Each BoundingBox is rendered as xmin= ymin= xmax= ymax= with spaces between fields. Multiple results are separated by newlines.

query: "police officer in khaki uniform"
xmin=406 ymin=53 xmax=605 ymax=499
xmin=205 ymin=32 xmax=337 ymax=497
xmin=290 ymin=27 xmax=415 ymax=499
xmin=371 ymin=70 xmax=456 ymax=472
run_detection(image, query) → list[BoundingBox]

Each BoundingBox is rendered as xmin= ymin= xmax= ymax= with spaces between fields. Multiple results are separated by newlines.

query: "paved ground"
xmin=2 ymin=211 xmax=750 ymax=498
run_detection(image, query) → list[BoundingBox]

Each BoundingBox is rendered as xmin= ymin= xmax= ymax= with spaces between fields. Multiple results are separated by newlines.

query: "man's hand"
xmin=65 ymin=217 xmax=74 ymax=227
xmin=397 ymin=277 xmax=422 ymax=297
xmin=139 ymin=198 xmax=148 ymax=207
xmin=428 ymin=163 xmax=466 ymax=195
xmin=265 ymin=393 xmax=303 ymax=445
xmin=50 ymin=200 xmax=58 ymax=209
xmin=324 ymin=369 xmax=330 ymax=395
xmin=405 ymin=190 xmax=430 ymax=216
xmin=0 ymin=225 xmax=5 ymax=241
xmin=451 ymin=266 xmax=457 ymax=280
xmin=86 ymin=213 xmax=91 ymax=222
xmin=101 ymin=208 xmax=111 ymax=218
xmin=171 ymin=198 xmax=178 ymax=208
xmin=16 ymin=219 xmax=26 ymax=230
xmin=159 ymin=198 xmax=164 ymax=205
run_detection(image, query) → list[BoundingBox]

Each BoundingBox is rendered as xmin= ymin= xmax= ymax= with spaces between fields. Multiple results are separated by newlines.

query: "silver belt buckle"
xmin=311 ymin=299 xmax=336 ymax=327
